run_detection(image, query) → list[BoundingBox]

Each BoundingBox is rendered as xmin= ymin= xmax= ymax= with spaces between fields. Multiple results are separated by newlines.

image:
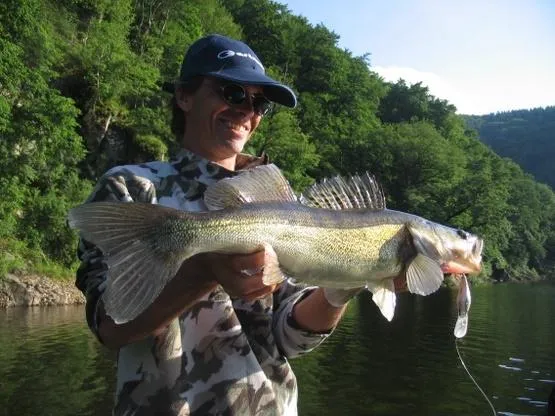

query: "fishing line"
xmin=455 ymin=338 xmax=497 ymax=416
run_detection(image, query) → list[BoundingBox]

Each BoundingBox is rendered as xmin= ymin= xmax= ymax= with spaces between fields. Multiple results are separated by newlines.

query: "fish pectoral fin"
xmin=406 ymin=253 xmax=444 ymax=296
xmin=204 ymin=164 xmax=297 ymax=210
xmin=368 ymin=280 xmax=396 ymax=321
xmin=454 ymin=314 xmax=469 ymax=338
xmin=261 ymin=243 xmax=286 ymax=285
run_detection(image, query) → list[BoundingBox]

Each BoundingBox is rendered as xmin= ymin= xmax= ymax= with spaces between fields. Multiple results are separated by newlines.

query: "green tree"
xmin=0 ymin=0 xmax=91 ymax=266
xmin=378 ymin=79 xmax=457 ymax=134
xmin=246 ymin=109 xmax=319 ymax=190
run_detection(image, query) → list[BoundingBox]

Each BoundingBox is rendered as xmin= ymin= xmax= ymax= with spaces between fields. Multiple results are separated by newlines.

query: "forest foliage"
xmin=1 ymin=0 xmax=554 ymax=281
xmin=464 ymin=107 xmax=555 ymax=189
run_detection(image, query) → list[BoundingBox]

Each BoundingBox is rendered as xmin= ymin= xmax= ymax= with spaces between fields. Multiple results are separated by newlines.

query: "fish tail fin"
xmin=368 ymin=280 xmax=397 ymax=321
xmin=68 ymin=202 xmax=193 ymax=324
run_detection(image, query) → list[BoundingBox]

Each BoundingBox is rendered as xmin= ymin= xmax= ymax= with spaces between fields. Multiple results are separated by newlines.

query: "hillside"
xmin=1 ymin=0 xmax=554 ymax=281
xmin=464 ymin=107 xmax=555 ymax=189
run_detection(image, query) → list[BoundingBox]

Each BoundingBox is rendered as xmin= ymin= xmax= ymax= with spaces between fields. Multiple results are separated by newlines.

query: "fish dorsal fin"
xmin=300 ymin=172 xmax=386 ymax=211
xmin=204 ymin=164 xmax=297 ymax=210
xmin=406 ymin=253 xmax=444 ymax=295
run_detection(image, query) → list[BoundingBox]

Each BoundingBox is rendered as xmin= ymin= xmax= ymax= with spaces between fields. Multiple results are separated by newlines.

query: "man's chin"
xmin=222 ymin=134 xmax=249 ymax=152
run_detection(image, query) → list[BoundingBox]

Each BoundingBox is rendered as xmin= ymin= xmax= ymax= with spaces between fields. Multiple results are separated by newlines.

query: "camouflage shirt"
xmin=76 ymin=149 xmax=332 ymax=416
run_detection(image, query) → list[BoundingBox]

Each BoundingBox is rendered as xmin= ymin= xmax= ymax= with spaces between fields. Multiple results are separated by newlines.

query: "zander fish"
xmin=68 ymin=164 xmax=483 ymax=324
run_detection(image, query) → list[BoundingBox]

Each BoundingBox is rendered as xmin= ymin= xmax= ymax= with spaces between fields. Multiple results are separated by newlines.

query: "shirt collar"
xmin=173 ymin=148 xmax=269 ymax=178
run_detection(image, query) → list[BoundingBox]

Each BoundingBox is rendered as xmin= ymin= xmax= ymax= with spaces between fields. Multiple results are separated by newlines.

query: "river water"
xmin=0 ymin=283 xmax=553 ymax=416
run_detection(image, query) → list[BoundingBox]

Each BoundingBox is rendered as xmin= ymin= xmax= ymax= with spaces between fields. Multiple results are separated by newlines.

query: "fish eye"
xmin=457 ymin=229 xmax=468 ymax=239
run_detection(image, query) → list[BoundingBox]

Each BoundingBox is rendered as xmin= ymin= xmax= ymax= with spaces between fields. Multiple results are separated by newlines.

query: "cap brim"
xmin=204 ymin=68 xmax=297 ymax=108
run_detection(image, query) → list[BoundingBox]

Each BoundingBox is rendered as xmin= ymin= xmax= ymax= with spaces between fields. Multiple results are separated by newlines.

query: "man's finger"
xmin=240 ymin=265 xmax=264 ymax=277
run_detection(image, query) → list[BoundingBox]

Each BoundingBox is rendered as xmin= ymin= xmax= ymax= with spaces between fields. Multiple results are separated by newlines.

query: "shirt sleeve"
xmin=272 ymin=279 xmax=333 ymax=359
xmin=75 ymin=169 xmax=156 ymax=342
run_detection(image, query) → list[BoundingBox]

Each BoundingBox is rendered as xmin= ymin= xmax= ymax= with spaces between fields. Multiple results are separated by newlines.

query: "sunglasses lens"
xmin=220 ymin=83 xmax=273 ymax=116
xmin=253 ymin=97 xmax=273 ymax=116
xmin=221 ymin=84 xmax=246 ymax=105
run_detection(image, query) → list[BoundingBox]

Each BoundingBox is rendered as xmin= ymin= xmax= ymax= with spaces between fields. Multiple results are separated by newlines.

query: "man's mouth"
xmin=220 ymin=119 xmax=249 ymax=132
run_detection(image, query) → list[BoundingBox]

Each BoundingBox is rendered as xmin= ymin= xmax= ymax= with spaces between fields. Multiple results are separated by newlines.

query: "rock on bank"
xmin=0 ymin=274 xmax=84 ymax=308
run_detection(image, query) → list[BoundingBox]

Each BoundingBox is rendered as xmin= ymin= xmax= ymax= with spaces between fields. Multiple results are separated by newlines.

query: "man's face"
xmin=179 ymin=77 xmax=264 ymax=166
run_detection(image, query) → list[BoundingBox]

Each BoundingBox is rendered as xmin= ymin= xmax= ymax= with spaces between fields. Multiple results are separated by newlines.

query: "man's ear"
xmin=176 ymin=88 xmax=192 ymax=112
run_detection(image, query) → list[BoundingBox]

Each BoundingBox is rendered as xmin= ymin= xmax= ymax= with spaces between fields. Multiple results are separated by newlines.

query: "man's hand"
xmin=198 ymin=248 xmax=280 ymax=301
xmin=322 ymin=286 xmax=366 ymax=308
xmin=322 ymin=272 xmax=410 ymax=308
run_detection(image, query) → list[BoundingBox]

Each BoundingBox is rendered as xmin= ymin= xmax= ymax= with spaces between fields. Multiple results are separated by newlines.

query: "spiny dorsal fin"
xmin=300 ymin=172 xmax=386 ymax=211
xmin=204 ymin=164 xmax=297 ymax=210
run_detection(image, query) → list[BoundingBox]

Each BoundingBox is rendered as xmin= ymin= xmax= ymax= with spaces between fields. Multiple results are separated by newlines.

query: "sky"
xmin=279 ymin=0 xmax=555 ymax=115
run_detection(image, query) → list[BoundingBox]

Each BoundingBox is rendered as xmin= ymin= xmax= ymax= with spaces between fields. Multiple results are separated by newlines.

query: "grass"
xmin=0 ymin=238 xmax=75 ymax=281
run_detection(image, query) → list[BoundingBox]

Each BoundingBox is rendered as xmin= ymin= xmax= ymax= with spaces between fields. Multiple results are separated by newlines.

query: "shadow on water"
xmin=0 ymin=283 xmax=554 ymax=416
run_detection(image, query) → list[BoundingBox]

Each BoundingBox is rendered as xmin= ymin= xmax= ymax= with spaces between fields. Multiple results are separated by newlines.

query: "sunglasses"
xmin=216 ymin=82 xmax=273 ymax=116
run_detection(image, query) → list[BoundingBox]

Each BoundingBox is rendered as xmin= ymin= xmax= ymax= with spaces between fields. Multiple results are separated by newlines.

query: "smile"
xmin=221 ymin=119 xmax=249 ymax=132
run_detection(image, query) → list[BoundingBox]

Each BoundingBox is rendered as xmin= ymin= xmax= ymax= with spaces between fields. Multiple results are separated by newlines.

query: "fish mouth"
xmin=441 ymin=261 xmax=481 ymax=275
xmin=442 ymin=237 xmax=484 ymax=274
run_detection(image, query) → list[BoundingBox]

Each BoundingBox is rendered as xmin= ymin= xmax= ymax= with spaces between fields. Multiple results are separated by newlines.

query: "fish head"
xmin=408 ymin=220 xmax=483 ymax=275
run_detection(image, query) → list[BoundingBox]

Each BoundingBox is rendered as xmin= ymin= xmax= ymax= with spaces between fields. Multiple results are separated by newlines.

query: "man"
xmin=76 ymin=34 xmax=358 ymax=415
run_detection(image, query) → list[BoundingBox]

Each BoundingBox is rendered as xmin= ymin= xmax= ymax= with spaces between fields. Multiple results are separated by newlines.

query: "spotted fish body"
xmin=166 ymin=204 xmax=415 ymax=285
xmin=68 ymin=164 xmax=483 ymax=324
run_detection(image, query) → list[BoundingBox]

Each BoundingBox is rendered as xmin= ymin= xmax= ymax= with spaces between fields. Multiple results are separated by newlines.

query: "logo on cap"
xmin=217 ymin=50 xmax=264 ymax=71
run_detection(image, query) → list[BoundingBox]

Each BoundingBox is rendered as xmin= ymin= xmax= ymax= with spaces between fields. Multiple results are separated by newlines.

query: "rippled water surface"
xmin=1 ymin=283 xmax=554 ymax=416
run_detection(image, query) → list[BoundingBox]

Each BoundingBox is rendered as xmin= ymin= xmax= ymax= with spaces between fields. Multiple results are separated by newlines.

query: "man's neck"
xmin=180 ymin=143 xmax=237 ymax=171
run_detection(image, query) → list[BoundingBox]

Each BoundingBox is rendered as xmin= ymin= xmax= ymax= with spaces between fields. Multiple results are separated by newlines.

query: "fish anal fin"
xmin=406 ymin=253 xmax=444 ymax=296
xmin=369 ymin=279 xmax=396 ymax=321
xmin=204 ymin=164 xmax=297 ymax=210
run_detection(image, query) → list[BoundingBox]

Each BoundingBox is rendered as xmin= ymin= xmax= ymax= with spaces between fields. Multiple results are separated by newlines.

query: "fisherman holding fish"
xmin=73 ymin=34 xmax=484 ymax=415
xmin=75 ymin=34 xmax=366 ymax=415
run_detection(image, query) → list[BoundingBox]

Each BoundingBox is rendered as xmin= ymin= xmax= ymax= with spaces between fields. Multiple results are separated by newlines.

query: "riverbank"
xmin=0 ymin=271 xmax=550 ymax=309
xmin=0 ymin=273 xmax=84 ymax=308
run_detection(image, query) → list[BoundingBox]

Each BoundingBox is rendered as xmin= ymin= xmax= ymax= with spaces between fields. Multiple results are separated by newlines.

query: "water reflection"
xmin=291 ymin=283 xmax=555 ymax=416
xmin=0 ymin=306 xmax=116 ymax=416
xmin=0 ymin=284 xmax=554 ymax=416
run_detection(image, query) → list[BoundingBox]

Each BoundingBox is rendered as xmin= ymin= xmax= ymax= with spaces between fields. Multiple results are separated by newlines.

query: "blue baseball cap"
xmin=178 ymin=34 xmax=297 ymax=108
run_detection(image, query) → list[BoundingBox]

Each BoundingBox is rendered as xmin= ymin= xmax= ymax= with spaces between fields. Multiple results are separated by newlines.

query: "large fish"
xmin=68 ymin=164 xmax=483 ymax=324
